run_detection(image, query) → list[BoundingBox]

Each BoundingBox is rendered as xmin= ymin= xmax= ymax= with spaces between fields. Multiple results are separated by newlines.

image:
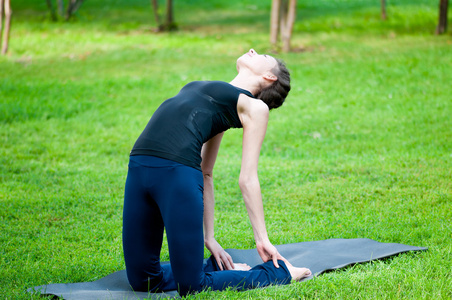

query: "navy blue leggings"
xmin=122 ymin=155 xmax=291 ymax=296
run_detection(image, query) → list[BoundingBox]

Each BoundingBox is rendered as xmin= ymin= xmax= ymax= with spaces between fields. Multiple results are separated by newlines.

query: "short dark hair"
xmin=255 ymin=59 xmax=290 ymax=110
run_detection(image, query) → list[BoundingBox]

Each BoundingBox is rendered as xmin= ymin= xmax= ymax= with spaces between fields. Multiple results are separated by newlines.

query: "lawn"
xmin=0 ymin=0 xmax=451 ymax=299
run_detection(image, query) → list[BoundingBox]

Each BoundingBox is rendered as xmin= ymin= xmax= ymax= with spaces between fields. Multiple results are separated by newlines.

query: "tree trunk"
xmin=381 ymin=0 xmax=387 ymax=20
xmin=66 ymin=0 xmax=75 ymax=19
xmin=0 ymin=0 xmax=4 ymax=42
xmin=151 ymin=0 xmax=176 ymax=31
xmin=151 ymin=0 xmax=161 ymax=29
xmin=270 ymin=0 xmax=281 ymax=46
xmin=66 ymin=0 xmax=84 ymax=20
xmin=46 ymin=0 xmax=57 ymax=21
xmin=436 ymin=0 xmax=449 ymax=34
xmin=166 ymin=0 xmax=172 ymax=24
xmin=58 ymin=0 xmax=65 ymax=17
xmin=279 ymin=0 xmax=288 ymax=50
xmin=1 ymin=0 xmax=11 ymax=55
xmin=165 ymin=0 xmax=177 ymax=30
xmin=270 ymin=0 xmax=296 ymax=52
xmin=281 ymin=0 xmax=296 ymax=52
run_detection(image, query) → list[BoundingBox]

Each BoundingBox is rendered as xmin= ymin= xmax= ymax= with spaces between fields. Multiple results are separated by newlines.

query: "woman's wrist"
xmin=253 ymin=228 xmax=269 ymax=243
xmin=204 ymin=236 xmax=216 ymax=245
xmin=254 ymin=235 xmax=270 ymax=245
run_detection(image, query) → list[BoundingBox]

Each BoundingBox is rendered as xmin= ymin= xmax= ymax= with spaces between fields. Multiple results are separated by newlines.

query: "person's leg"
xmin=155 ymin=163 xmax=292 ymax=296
xmin=209 ymin=260 xmax=291 ymax=291
xmin=122 ymin=156 xmax=176 ymax=292
xmin=154 ymin=163 xmax=206 ymax=295
xmin=203 ymin=256 xmax=292 ymax=290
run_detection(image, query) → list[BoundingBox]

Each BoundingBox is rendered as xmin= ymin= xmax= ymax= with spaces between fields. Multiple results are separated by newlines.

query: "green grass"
xmin=1 ymin=0 xmax=451 ymax=299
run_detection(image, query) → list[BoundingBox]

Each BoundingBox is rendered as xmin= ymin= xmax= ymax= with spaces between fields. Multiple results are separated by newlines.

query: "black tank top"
xmin=130 ymin=81 xmax=255 ymax=170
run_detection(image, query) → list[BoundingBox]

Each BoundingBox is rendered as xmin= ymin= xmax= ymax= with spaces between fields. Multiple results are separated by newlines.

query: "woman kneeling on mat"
xmin=122 ymin=48 xmax=311 ymax=296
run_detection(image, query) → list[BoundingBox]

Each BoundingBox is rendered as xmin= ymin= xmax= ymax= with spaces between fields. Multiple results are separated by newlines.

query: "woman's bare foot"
xmin=233 ymin=263 xmax=251 ymax=271
xmin=284 ymin=260 xmax=312 ymax=281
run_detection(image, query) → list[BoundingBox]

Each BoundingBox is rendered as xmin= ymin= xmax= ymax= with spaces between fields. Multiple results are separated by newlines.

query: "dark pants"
xmin=122 ymin=155 xmax=291 ymax=296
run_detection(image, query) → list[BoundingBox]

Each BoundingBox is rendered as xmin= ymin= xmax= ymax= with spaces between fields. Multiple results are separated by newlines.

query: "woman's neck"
xmin=229 ymin=72 xmax=261 ymax=96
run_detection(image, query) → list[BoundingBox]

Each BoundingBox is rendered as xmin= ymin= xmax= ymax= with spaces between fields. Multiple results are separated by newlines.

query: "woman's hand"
xmin=256 ymin=239 xmax=285 ymax=268
xmin=205 ymin=238 xmax=234 ymax=270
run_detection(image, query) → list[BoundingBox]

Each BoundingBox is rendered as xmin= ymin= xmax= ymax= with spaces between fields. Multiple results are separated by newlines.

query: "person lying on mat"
xmin=122 ymin=48 xmax=311 ymax=296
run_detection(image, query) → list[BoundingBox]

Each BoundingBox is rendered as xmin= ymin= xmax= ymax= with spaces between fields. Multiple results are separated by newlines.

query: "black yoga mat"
xmin=28 ymin=238 xmax=427 ymax=300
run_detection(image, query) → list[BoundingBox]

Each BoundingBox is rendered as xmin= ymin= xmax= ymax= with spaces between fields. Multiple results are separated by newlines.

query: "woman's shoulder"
xmin=237 ymin=94 xmax=269 ymax=117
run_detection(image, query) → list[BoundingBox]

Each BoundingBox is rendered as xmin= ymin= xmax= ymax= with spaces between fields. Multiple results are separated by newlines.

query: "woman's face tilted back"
xmin=236 ymin=49 xmax=278 ymax=78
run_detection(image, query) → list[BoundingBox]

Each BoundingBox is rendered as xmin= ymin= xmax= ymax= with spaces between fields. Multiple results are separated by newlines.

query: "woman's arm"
xmin=237 ymin=94 xmax=283 ymax=268
xmin=201 ymin=132 xmax=234 ymax=270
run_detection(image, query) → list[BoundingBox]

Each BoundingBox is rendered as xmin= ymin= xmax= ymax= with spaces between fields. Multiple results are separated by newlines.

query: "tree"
xmin=381 ymin=0 xmax=387 ymax=20
xmin=270 ymin=0 xmax=297 ymax=52
xmin=45 ymin=0 xmax=85 ymax=21
xmin=151 ymin=0 xmax=177 ymax=31
xmin=66 ymin=0 xmax=84 ymax=20
xmin=436 ymin=0 xmax=449 ymax=34
xmin=0 ymin=0 xmax=12 ymax=55
xmin=46 ymin=0 xmax=57 ymax=21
